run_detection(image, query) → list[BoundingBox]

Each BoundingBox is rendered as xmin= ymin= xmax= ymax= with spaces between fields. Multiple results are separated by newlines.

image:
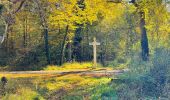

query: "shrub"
xmin=117 ymin=48 xmax=170 ymax=99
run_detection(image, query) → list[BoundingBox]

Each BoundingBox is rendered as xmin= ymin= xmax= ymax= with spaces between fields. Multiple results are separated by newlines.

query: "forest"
xmin=0 ymin=0 xmax=169 ymax=99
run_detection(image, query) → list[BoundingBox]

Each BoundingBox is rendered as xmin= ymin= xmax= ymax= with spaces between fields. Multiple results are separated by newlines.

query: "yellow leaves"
xmin=83 ymin=5 xmax=97 ymax=24
xmin=62 ymin=62 xmax=93 ymax=69
xmin=97 ymin=3 xmax=125 ymax=33
xmin=48 ymin=0 xmax=124 ymax=30
xmin=128 ymin=4 xmax=137 ymax=13
xmin=48 ymin=0 xmax=128 ymax=38
xmin=48 ymin=0 xmax=77 ymax=28
xmin=46 ymin=81 xmax=68 ymax=90
xmin=43 ymin=62 xmax=94 ymax=71
xmin=143 ymin=1 xmax=170 ymax=49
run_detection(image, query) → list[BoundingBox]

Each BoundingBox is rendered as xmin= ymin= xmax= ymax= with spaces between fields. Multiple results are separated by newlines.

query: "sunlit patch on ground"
xmin=0 ymin=72 xmax=115 ymax=100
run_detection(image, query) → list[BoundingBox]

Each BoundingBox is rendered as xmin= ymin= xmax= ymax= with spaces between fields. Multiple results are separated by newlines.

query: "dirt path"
xmin=0 ymin=69 xmax=129 ymax=78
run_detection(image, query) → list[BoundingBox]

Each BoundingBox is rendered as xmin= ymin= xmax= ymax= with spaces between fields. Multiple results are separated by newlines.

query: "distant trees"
xmin=48 ymin=0 xmax=99 ymax=63
xmin=108 ymin=0 xmax=149 ymax=60
xmin=34 ymin=0 xmax=51 ymax=64
xmin=0 ymin=0 xmax=169 ymax=67
xmin=0 ymin=0 xmax=26 ymax=51
xmin=72 ymin=0 xmax=85 ymax=61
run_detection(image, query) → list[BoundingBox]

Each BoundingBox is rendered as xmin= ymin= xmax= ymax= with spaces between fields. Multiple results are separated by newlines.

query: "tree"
xmin=34 ymin=0 xmax=51 ymax=64
xmin=48 ymin=0 xmax=98 ymax=64
xmin=108 ymin=0 xmax=149 ymax=61
xmin=132 ymin=0 xmax=149 ymax=61
xmin=72 ymin=0 xmax=85 ymax=61
xmin=0 ymin=0 xmax=26 ymax=49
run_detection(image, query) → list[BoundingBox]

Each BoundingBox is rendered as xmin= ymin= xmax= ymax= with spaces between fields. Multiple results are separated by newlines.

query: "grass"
xmin=0 ymin=73 xmax=114 ymax=99
xmin=43 ymin=62 xmax=114 ymax=71
xmin=0 ymin=62 xmax=114 ymax=78
xmin=0 ymin=62 xmax=123 ymax=99
xmin=2 ymin=88 xmax=45 ymax=100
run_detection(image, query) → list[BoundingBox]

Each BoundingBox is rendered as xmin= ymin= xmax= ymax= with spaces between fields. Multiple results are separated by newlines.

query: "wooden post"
xmin=89 ymin=37 xmax=100 ymax=68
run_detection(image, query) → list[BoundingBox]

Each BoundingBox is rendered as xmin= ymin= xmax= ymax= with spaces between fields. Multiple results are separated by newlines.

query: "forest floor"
xmin=0 ymin=66 xmax=127 ymax=99
xmin=0 ymin=63 xmax=129 ymax=99
xmin=0 ymin=68 xmax=127 ymax=78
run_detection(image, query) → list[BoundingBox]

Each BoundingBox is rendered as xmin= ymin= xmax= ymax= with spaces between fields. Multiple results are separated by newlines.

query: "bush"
xmin=117 ymin=48 xmax=170 ymax=99
xmin=148 ymin=48 xmax=170 ymax=97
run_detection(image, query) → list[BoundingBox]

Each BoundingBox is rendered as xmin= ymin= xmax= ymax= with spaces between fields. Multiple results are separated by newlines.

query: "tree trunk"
xmin=44 ymin=28 xmax=51 ymax=64
xmin=73 ymin=26 xmax=82 ymax=61
xmin=25 ymin=14 xmax=28 ymax=47
xmin=131 ymin=0 xmax=149 ymax=61
xmin=72 ymin=0 xmax=85 ymax=62
xmin=68 ymin=41 xmax=72 ymax=62
xmin=23 ymin=17 xmax=26 ymax=47
xmin=34 ymin=0 xmax=51 ymax=64
xmin=140 ymin=12 xmax=149 ymax=61
xmin=60 ymin=25 xmax=69 ymax=65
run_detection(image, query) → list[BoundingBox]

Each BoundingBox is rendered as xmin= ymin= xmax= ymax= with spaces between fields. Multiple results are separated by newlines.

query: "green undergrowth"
xmin=0 ymin=73 xmax=119 ymax=100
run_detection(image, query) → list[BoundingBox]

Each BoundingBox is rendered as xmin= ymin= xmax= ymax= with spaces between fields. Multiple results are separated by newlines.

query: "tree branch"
xmin=12 ymin=0 xmax=26 ymax=14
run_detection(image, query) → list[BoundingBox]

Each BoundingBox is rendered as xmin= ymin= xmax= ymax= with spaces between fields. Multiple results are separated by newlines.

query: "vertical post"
xmin=93 ymin=37 xmax=97 ymax=67
xmin=89 ymin=37 xmax=100 ymax=68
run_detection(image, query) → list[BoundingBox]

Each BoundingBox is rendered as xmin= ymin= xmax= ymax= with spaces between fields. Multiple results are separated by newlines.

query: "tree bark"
xmin=44 ymin=28 xmax=51 ymax=64
xmin=23 ymin=17 xmax=26 ymax=47
xmin=125 ymin=0 xmax=150 ymax=61
xmin=60 ymin=25 xmax=69 ymax=65
xmin=140 ymin=12 xmax=149 ymax=61
xmin=73 ymin=26 xmax=83 ymax=61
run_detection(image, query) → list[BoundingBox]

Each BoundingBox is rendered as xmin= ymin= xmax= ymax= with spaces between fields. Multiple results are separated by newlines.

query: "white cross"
xmin=89 ymin=37 xmax=100 ymax=68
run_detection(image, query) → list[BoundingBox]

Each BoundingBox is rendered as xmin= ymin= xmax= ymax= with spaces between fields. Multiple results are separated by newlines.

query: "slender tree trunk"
xmin=73 ymin=26 xmax=82 ymax=61
xmin=131 ymin=0 xmax=149 ymax=61
xmin=68 ymin=41 xmax=72 ymax=62
xmin=86 ymin=26 xmax=91 ymax=61
xmin=60 ymin=25 xmax=69 ymax=65
xmin=23 ymin=18 xmax=26 ymax=47
xmin=140 ymin=12 xmax=149 ymax=61
xmin=10 ymin=27 xmax=14 ymax=50
xmin=44 ymin=28 xmax=51 ymax=64
xmin=25 ymin=14 xmax=28 ymax=47
xmin=72 ymin=0 xmax=85 ymax=62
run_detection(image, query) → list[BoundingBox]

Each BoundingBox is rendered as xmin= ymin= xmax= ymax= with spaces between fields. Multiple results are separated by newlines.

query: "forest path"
xmin=0 ymin=69 xmax=129 ymax=78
